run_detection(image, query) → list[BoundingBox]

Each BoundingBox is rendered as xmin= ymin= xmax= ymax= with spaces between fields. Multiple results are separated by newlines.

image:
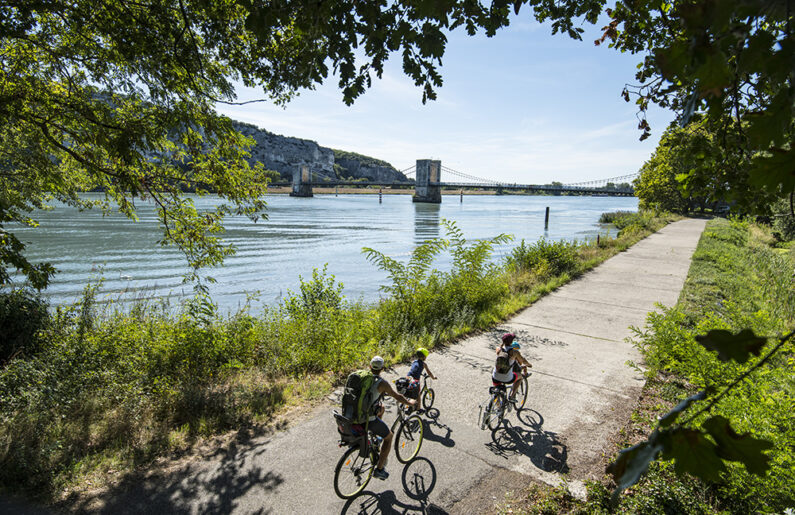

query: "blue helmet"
xmin=510 ymin=342 xmax=521 ymax=350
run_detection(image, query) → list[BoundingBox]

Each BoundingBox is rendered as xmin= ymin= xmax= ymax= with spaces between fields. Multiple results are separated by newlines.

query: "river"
xmin=11 ymin=193 xmax=638 ymax=312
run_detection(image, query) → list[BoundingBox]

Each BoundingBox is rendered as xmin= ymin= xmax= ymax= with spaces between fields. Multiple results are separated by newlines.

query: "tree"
xmin=593 ymin=0 xmax=795 ymax=201
xmin=1 ymin=0 xmax=534 ymax=288
xmin=635 ymin=116 xmax=776 ymax=214
xmin=634 ymin=133 xmax=689 ymax=213
xmin=2 ymin=0 xmax=277 ymax=288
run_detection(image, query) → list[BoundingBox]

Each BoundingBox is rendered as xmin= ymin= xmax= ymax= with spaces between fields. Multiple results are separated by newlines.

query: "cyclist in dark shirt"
xmin=407 ymin=347 xmax=436 ymax=380
xmin=406 ymin=347 xmax=437 ymax=400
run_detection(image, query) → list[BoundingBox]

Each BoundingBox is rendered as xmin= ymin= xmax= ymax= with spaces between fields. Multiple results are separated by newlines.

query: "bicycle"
xmin=418 ymin=372 xmax=435 ymax=410
xmin=391 ymin=385 xmax=425 ymax=463
xmin=332 ymin=411 xmax=380 ymax=499
xmin=478 ymin=370 xmax=529 ymax=430
xmin=396 ymin=372 xmax=435 ymax=413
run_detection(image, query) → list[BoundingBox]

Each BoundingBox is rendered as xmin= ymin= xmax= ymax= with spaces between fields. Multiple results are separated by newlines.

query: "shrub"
xmin=598 ymin=210 xmax=635 ymax=224
xmin=773 ymin=214 xmax=795 ymax=241
xmin=0 ymin=289 xmax=49 ymax=363
xmin=770 ymin=197 xmax=795 ymax=241
xmin=505 ymin=238 xmax=579 ymax=276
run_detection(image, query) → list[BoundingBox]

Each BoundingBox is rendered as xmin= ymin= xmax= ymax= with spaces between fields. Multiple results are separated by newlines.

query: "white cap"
xmin=370 ymin=356 xmax=385 ymax=371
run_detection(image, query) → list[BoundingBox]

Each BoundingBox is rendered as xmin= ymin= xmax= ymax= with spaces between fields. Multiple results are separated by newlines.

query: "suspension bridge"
xmin=269 ymin=159 xmax=637 ymax=202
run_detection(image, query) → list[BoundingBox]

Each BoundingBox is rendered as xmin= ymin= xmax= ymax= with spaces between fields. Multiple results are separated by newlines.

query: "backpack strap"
xmin=357 ymin=373 xmax=376 ymax=422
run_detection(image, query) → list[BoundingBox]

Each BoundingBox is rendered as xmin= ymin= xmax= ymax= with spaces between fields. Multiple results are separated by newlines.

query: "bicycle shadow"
xmin=420 ymin=412 xmax=455 ymax=448
xmin=485 ymin=415 xmax=569 ymax=474
xmin=515 ymin=407 xmax=544 ymax=431
xmin=339 ymin=458 xmax=447 ymax=514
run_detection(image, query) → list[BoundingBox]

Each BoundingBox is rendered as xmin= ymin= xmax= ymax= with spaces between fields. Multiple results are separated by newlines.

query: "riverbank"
xmin=0 ymin=211 xmax=676 ymax=507
xmin=499 ymin=218 xmax=795 ymax=513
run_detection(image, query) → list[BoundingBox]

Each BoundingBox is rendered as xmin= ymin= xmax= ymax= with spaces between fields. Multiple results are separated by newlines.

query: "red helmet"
xmin=501 ymin=333 xmax=516 ymax=344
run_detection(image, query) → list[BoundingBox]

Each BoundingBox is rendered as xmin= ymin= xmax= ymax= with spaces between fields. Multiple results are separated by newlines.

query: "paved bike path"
xmin=76 ymin=218 xmax=707 ymax=514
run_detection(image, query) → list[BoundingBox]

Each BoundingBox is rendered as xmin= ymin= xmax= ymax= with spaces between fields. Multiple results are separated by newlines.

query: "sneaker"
xmin=374 ymin=468 xmax=389 ymax=480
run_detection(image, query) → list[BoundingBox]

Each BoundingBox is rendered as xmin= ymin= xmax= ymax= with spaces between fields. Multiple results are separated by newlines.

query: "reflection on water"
xmin=414 ymin=202 xmax=441 ymax=243
xmin=11 ymin=193 xmax=637 ymax=312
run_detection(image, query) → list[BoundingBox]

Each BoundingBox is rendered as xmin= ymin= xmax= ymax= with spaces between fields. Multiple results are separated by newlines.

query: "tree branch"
xmin=32 ymin=118 xmax=123 ymax=179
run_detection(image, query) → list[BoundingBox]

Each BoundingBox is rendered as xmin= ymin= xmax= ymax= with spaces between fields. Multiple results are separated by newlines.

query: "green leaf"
xmin=695 ymin=329 xmax=766 ymax=363
xmin=745 ymin=92 xmax=794 ymax=148
xmin=663 ymin=427 xmax=727 ymax=481
xmin=702 ymin=416 xmax=774 ymax=475
xmin=606 ymin=430 xmax=665 ymax=503
xmin=658 ymin=391 xmax=706 ymax=428
xmin=748 ymin=147 xmax=795 ymax=194
xmin=695 ymin=51 xmax=732 ymax=94
xmin=655 ymin=40 xmax=688 ymax=80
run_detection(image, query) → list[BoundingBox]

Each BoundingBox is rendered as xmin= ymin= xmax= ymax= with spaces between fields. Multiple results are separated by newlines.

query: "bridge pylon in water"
xmin=290 ymin=165 xmax=313 ymax=197
xmin=413 ymin=159 xmax=441 ymax=203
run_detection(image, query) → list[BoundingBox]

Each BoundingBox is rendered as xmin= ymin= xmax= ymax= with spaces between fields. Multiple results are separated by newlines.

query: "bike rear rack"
xmin=489 ymin=385 xmax=506 ymax=395
xmin=332 ymin=410 xmax=372 ymax=457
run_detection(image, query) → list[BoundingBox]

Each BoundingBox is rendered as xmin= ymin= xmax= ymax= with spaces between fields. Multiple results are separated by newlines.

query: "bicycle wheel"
xmin=515 ymin=376 xmax=528 ymax=410
xmin=333 ymin=444 xmax=376 ymax=499
xmin=486 ymin=395 xmax=504 ymax=430
xmin=395 ymin=414 xmax=424 ymax=463
xmin=421 ymin=387 xmax=435 ymax=410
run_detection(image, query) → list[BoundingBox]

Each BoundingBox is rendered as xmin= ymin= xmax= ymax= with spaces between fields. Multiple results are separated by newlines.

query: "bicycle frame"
xmin=420 ymin=372 xmax=431 ymax=395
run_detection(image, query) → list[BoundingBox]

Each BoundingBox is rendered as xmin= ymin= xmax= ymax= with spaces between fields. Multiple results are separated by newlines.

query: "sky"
xmin=216 ymin=14 xmax=675 ymax=185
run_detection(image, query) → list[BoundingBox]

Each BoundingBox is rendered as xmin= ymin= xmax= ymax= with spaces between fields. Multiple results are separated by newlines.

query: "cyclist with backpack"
xmin=492 ymin=333 xmax=531 ymax=404
xmin=342 ymin=355 xmax=417 ymax=480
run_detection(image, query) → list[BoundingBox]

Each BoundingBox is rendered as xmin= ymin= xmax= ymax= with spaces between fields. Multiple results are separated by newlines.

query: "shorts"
xmin=367 ymin=417 xmax=390 ymax=438
xmin=492 ymin=372 xmax=518 ymax=386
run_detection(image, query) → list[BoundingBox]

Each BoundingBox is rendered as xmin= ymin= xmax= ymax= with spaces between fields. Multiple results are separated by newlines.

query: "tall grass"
xmin=0 ymin=212 xmax=678 ymax=500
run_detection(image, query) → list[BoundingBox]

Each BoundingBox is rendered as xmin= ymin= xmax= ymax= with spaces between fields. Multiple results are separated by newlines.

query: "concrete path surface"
xmin=74 ymin=218 xmax=707 ymax=514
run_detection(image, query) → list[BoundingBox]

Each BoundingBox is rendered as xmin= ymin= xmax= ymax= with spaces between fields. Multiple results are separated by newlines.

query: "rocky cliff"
xmin=233 ymin=122 xmax=407 ymax=182
xmin=332 ymin=150 xmax=408 ymax=182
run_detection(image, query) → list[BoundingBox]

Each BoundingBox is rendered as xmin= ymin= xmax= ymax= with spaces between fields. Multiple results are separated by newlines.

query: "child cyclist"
xmin=406 ymin=347 xmax=437 ymax=401
xmin=492 ymin=333 xmax=531 ymax=403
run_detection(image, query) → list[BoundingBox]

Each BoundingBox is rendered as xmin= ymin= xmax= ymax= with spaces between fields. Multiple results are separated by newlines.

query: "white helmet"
xmin=370 ymin=356 xmax=385 ymax=371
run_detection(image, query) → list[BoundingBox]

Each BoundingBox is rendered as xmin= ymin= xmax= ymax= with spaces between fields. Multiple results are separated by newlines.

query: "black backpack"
xmin=495 ymin=347 xmax=511 ymax=375
xmin=341 ymin=370 xmax=377 ymax=424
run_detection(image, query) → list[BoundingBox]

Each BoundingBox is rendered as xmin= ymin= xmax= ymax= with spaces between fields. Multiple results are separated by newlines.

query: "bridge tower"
xmin=290 ymin=165 xmax=313 ymax=197
xmin=413 ymin=159 xmax=441 ymax=203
